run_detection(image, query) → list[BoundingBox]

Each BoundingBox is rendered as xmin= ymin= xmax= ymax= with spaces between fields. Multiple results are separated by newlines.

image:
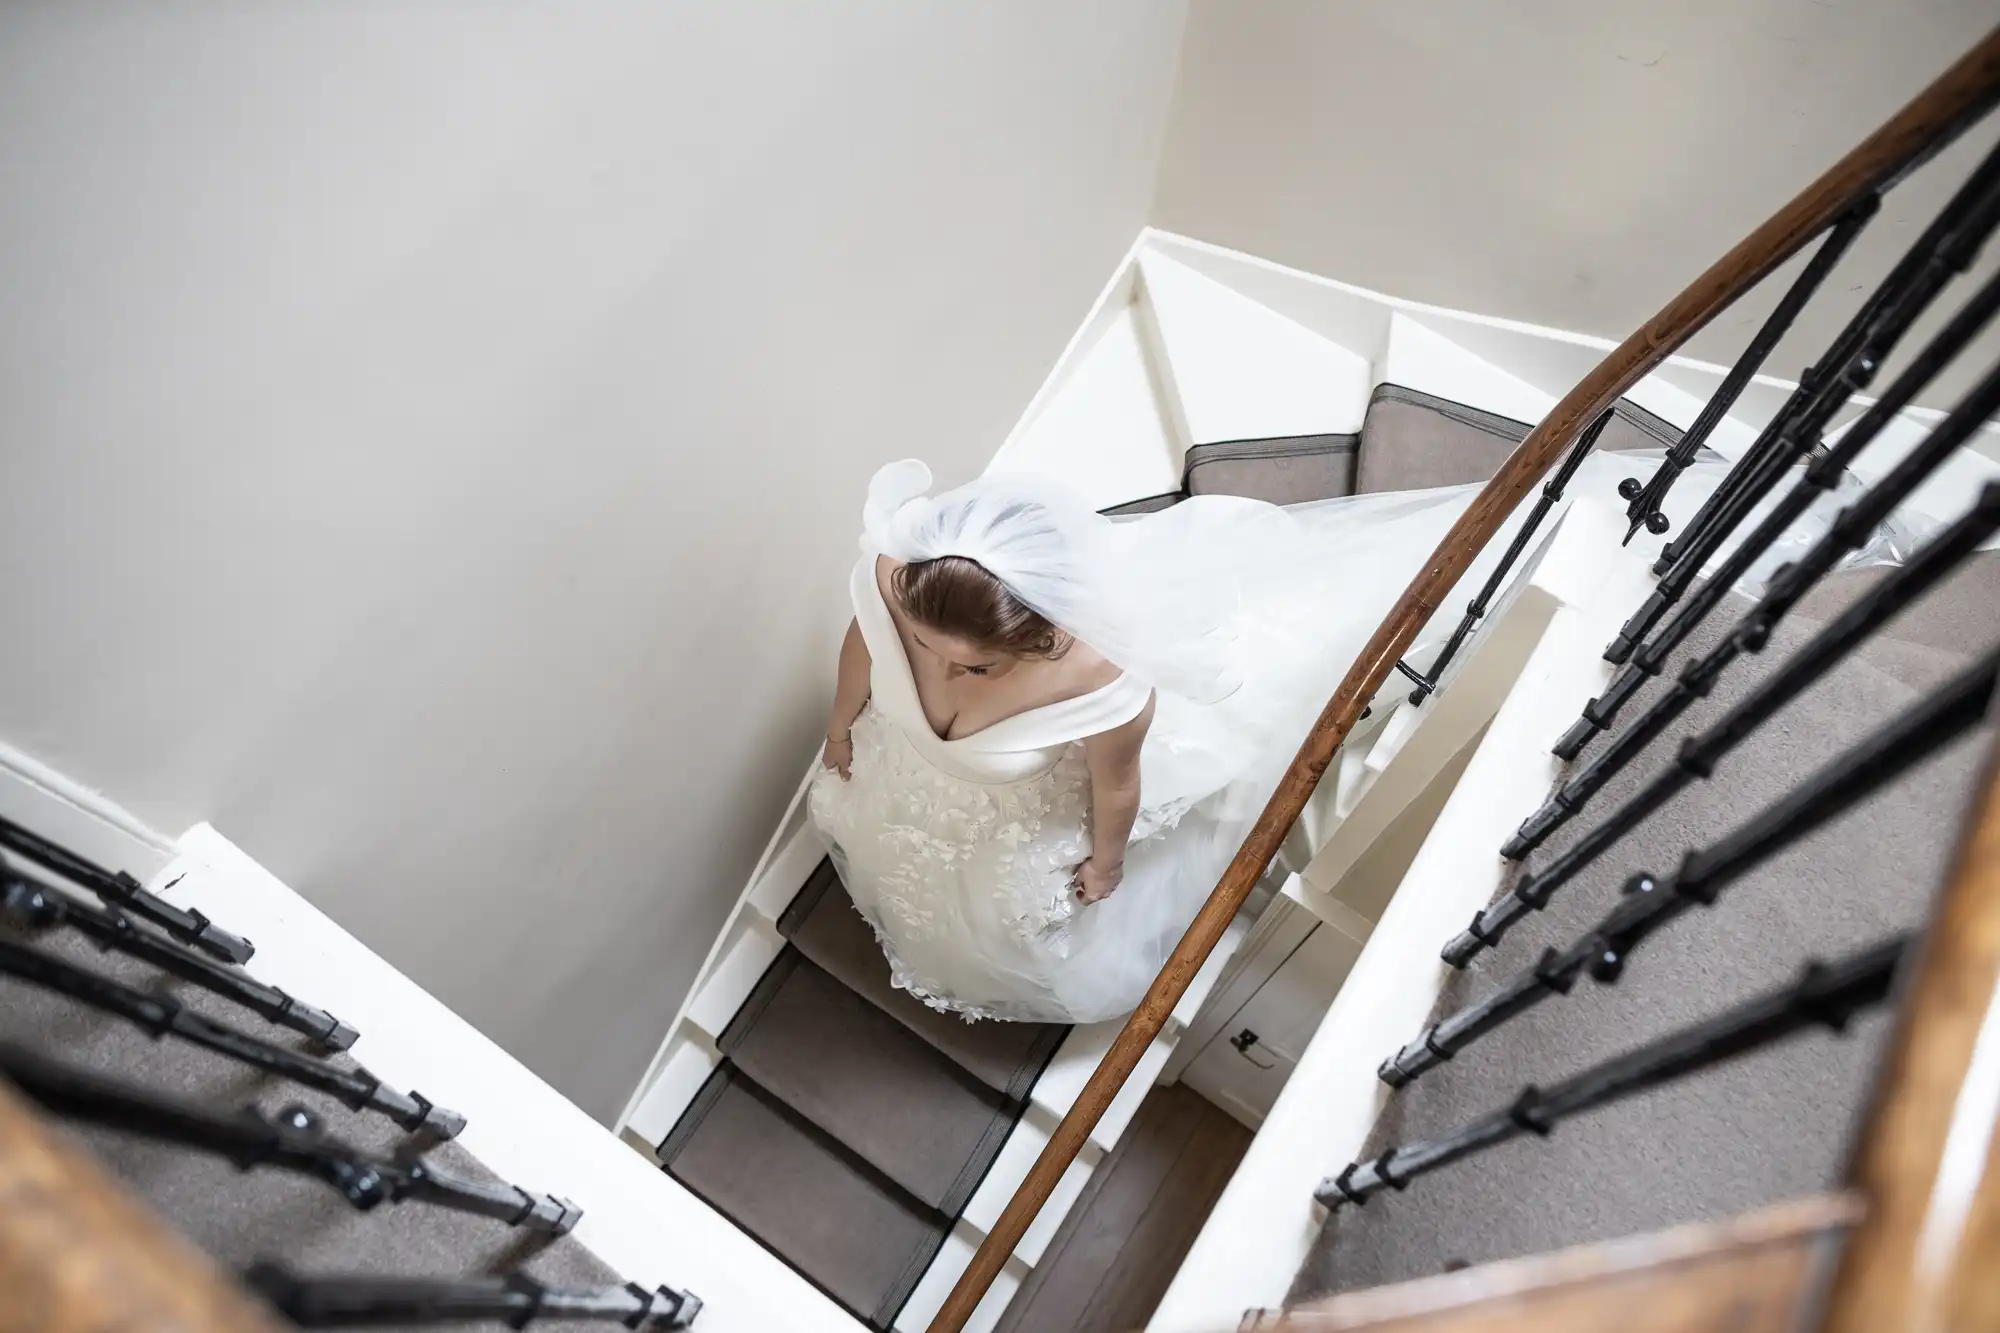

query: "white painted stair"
xmin=612 ymin=228 xmax=1794 ymax=1333
xmin=613 ymin=228 xmax=2000 ymax=1332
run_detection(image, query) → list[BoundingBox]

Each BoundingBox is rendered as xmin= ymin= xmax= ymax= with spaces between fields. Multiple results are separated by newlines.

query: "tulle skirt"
xmin=808 ymin=451 xmax=1906 ymax=1024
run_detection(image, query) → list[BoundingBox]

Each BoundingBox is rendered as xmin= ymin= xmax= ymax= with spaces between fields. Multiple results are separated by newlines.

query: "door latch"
xmin=1230 ymin=1028 xmax=1277 ymax=1070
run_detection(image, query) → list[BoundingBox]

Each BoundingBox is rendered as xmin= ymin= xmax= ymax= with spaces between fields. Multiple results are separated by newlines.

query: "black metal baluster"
xmin=1446 ymin=480 xmax=2000 ymax=965
xmin=1384 ymin=648 xmax=1993 ymax=1084
xmin=1640 ymin=136 xmax=2000 ymax=602
xmin=1618 ymin=203 xmax=1878 ymax=545
xmin=1584 ymin=143 xmax=2000 ymax=723
xmin=1325 ymin=937 xmax=1903 ymax=1209
xmin=1 ymin=870 xmax=357 ymax=1050
xmin=1573 ymin=263 xmax=2000 ymax=766
xmin=1573 ymin=258 xmax=2000 ymax=771
xmin=0 ymin=938 xmax=461 ymax=1138
xmin=1395 ymin=410 xmax=1619 ymax=705
xmin=0 ymin=1044 xmax=572 ymax=1232
xmin=1749 ymin=372 xmax=2000 ymax=636
xmin=0 ymin=815 xmax=254 ymax=964
xmin=244 ymin=1268 xmax=700 ymax=1329
xmin=1517 ymin=357 xmax=2000 ymax=854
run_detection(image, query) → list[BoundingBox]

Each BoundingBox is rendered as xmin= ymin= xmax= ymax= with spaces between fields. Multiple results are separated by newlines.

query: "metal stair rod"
xmin=1565 ymin=266 xmax=2000 ymax=769
xmin=1610 ymin=136 xmax=2000 ymax=670
xmin=1608 ymin=263 xmax=2000 ymax=693
xmin=1536 ymin=351 xmax=2000 ymax=828
xmin=0 ymin=1043 xmax=576 ymax=1234
xmin=245 ymin=1267 xmax=700 ymax=1330
xmin=1328 ymin=936 xmax=1904 ymax=1209
xmin=0 ymin=870 xmax=357 ymax=1051
xmin=1752 ymin=370 xmax=2000 ymax=636
xmin=1445 ymin=481 xmax=2000 ymax=966
xmin=1619 ymin=203 xmax=1878 ymax=545
xmin=0 ymin=815 xmax=254 ymax=964
xmin=1525 ymin=375 xmax=2000 ymax=858
xmin=0 ymin=937 xmax=461 ymax=1139
xmin=1387 ymin=646 xmax=1995 ymax=1085
xmin=1536 ymin=315 xmax=2000 ymax=829
xmin=1397 ymin=410 xmax=1617 ymax=704
xmin=1648 ymin=136 xmax=2000 ymax=580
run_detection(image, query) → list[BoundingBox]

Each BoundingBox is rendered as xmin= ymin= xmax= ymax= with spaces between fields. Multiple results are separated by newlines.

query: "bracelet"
xmin=826 ymin=731 xmax=853 ymax=746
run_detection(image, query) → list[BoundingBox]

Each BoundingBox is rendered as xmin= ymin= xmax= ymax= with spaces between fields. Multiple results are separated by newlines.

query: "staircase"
xmin=658 ymin=864 xmax=1065 ymax=1329
xmin=0 ymin=910 xmax=635 ymax=1332
xmin=11 ymin=28 xmax=2000 ymax=1333
xmin=1288 ymin=553 xmax=1998 ymax=1299
xmin=619 ymin=189 xmax=1978 ymax=1327
xmin=640 ymin=340 xmax=1724 ymax=1329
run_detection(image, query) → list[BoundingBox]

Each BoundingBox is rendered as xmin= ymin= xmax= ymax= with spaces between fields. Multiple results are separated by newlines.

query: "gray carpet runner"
xmin=1186 ymin=434 xmax=1360 ymax=503
xmin=721 ymin=952 xmax=1018 ymax=1214
xmin=658 ymin=863 xmax=1066 ymax=1330
xmin=1287 ymin=553 xmax=2000 ymax=1301
xmin=1140 ymin=387 xmax=1696 ymax=512
xmin=664 ymin=1065 xmax=945 ymax=1325
xmin=1354 ymin=386 xmax=1689 ymax=494
xmin=0 ymin=917 xmax=624 ymax=1333
xmin=782 ymin=859 xmax=1063 ymax=1104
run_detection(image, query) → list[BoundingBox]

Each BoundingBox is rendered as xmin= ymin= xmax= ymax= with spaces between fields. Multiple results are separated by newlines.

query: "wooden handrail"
xmin=926 ymin=25 xmax=2000 ymax=1332
xmin=1815 ymin=733 xmax=2000 ymax=1331
xmin=0 ymin=1076 xmax=282 ymax=1333
xmin=1243 ymin=1192 xmax=1859 ymax=1332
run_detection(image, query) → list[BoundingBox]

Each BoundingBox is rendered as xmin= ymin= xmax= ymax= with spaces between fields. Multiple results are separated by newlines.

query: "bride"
xmin=809 ymin=452 xmax=1770 ymax=1025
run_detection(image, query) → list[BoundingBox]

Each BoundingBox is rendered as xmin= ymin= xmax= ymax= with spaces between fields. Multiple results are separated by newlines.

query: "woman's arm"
xmin=1076 ymin=692 xmax=1156 ymax=903
xmin=824 ymin=618 xmax=871 ymax=779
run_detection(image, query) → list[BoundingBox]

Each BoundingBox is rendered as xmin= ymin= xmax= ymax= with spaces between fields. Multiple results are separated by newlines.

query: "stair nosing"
xmin=779 ymin=859 xmax=1068 ymax=1106
xmin=720 ymin=943 xmax=1024 ymax=1217
xmin=659 ymin=1060 xmax=951 ymax=1331
xmin=1368 ymin=381 xmax=1533 ymax=444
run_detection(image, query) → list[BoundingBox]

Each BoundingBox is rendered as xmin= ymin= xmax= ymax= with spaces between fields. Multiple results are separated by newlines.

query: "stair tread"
xmin=1355 ymin=385 xmax=1529 ymax=494
xmin=0 ymin=930 xmax=624 ymax=1332
xmin=1788 ymin=549 xmax=2000 ymax=663
xmin=661 ymin=1065 xmax=943 ymax=1330
xmin=722 ymin=950 xmax=1018 ymax=1215
xmin=1291 ymin=587 xmax=1991 ymax=1300
xmin=782 ymin=861 xmax=1065 ymax=1103
xmin=1185 ymin=433 xmax=1358 ymax=503
xmin=1354 ymin=385 xmax=1696 ymax=496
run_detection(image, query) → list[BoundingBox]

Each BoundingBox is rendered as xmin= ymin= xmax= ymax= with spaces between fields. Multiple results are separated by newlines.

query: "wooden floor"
xmin=996 ymin=1082 xmax=1252 ymax=1333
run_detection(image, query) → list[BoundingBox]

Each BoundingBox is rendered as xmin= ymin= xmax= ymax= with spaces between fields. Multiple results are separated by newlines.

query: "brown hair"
xmin=892 ymin=557 xmax=1071 ymax=660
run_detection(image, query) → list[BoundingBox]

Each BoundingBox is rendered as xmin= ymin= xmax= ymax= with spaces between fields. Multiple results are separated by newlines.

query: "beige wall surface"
xmin=1154 ymin=1 xmax=2000 ymax=404
xmin=0 ymin=1 xmax=1187 ymax=1120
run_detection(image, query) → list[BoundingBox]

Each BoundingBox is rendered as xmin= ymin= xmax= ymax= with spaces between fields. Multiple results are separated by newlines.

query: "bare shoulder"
xmin=1084 ymin=687 xmax=1156 ymax=760
xmin=1063 ymin=637 xmax=1122 ymax=691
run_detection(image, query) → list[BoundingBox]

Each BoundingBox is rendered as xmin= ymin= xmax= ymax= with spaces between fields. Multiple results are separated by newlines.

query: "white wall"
xmin=1152 ymin=0 xmax=2000 ymax=408
xmin=0 ymin=0 xmax=1188 ymax=1122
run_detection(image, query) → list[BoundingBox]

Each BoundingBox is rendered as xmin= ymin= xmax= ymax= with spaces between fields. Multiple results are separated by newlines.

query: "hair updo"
xmin=892 ymin=556 xmax=1072 ymax=660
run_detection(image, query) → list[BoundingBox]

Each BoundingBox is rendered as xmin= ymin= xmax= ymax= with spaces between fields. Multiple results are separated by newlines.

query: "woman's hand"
xmin=824 ymin=619 xmax=870 ymax=783
xmin=1074 ymin=857 xmax=1124 ymax=904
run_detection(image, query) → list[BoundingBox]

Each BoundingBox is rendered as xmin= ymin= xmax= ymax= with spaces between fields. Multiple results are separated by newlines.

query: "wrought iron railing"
xmin=9 ymin=26 xmax=2000 ymax=1333
xmin=1307 ymin=27 xmax=2000 ymax=1326
xmin=929 ymin=24 xmax=2000 ymax=1333
xmin=0 ymin=832 xmax=700 ymax=1329
xmin=1333 ymin=938 xmax=1906 ymax=1208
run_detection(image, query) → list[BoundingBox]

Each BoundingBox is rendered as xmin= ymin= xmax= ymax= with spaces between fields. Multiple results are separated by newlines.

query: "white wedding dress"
xmin=807 ymin=450 xmax=1891 ymax=1025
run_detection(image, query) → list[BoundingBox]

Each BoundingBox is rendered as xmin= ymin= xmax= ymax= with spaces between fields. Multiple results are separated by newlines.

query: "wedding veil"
xmin=860 ymin=460 xmax=1272 ymax=704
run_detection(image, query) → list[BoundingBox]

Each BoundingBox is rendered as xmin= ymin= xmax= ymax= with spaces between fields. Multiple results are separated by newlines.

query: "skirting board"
xmin=0 ymin=739 xmax=174 ymax=884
